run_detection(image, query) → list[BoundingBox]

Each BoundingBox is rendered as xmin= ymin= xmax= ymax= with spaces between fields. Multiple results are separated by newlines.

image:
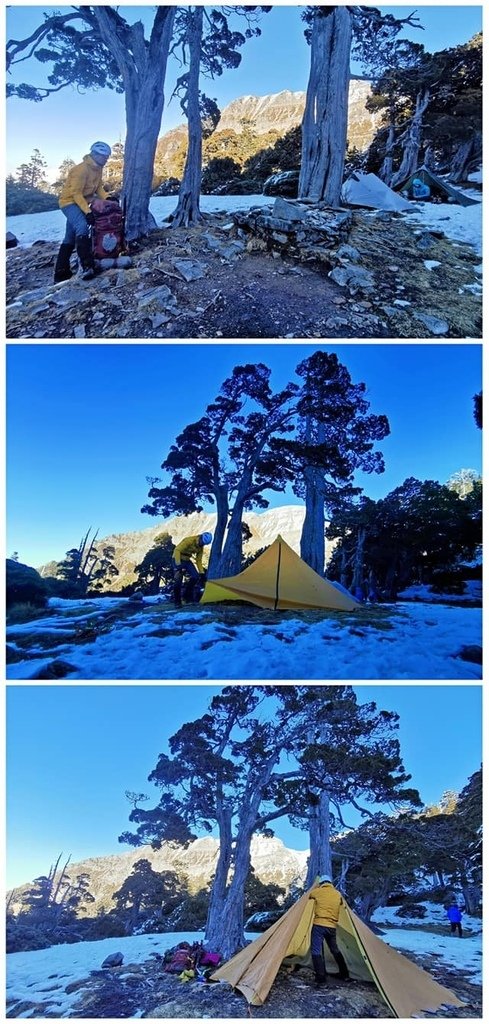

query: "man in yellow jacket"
xmin=172 ymin=532 xmax=213 ymax=607
xmin=308 ymin=874 xmax=350 ymax=986
xmin=54 ymin=141 xmax=112 ymax=283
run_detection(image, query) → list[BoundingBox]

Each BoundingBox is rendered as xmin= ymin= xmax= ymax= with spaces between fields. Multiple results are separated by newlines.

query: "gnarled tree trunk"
xmin=299 ymin=6 xmax=352 ymax=205
xmin=171 ymin=7 xmax=204 ymax=227
xmin=92 ymin=7 xmax=175 ymax=240
xmin=390 ymin=87 xmax=430 ymax=188
xmin=449 ymin=131 xmax=482 ymax=183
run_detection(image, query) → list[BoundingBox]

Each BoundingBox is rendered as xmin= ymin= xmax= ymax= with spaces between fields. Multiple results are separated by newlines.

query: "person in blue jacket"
xmin=446 ymin=902 xmax=463 ymax=937
xmin=412 ymin=177 xmax=431 ymax=200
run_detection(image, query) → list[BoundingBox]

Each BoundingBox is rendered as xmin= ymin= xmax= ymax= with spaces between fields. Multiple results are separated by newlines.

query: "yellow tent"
xmin=201 ymin=535 xmax=359 ymax=611
xmin=211 ymin=891 xmax=465 ymax=1017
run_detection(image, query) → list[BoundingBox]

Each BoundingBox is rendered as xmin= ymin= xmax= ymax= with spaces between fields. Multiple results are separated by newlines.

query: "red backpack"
xmin=91 ymin=198 xmax=125 ymax=259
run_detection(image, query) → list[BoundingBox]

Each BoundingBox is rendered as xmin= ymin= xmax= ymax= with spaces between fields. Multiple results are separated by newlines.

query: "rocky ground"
xmin=6 ymin=947 xmax=481 ymax=1019
xmin=6 ymin=202 xmax=481 ymax=339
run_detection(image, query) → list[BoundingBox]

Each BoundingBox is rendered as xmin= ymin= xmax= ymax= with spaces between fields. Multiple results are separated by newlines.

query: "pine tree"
xmin=16 ymin=148 xmax=48 ymax=189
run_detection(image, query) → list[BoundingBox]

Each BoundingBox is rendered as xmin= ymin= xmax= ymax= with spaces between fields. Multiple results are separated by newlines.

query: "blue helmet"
xmin=201 ymin=532 xmax=213 ymax=545
xmin=90 ymin=141 xmax=112 ymax=163
xmin=319 ymin=873 xmax=332 ymax=884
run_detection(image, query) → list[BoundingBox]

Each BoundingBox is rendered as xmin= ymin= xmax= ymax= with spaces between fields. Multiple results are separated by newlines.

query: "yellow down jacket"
xmin=308 ymin=884 xmax=343 ymax=928
xmin=59 ymin=155 xmax=110 ymax=214
xmin=173 ymin=535 xmax=204 ymax=573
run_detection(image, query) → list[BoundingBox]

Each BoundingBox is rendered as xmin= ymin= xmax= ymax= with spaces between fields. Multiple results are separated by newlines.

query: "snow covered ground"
xmin=6 ymin=930 xmax=203 ymax=1018
xmin=6 ymin=909 xmax=482 ymax=1018
xmin=372 ymin=902 xmax=482 ymax=985
xmin=6 ymin=190 xmax=482 ymax=258
xmin=6 ymin=597 xmax=482 ymax=679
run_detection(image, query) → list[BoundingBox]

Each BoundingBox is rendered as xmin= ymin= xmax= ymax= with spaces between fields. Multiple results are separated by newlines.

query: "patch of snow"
xmin=6 ymin=601 xmax=482 ymax=680
xmin=6 ymin=931 xmax=205 ymax=1018
xmin=405 ymin=200 xmax=482 ymax=256
xmin=467 ymin=169 xmax=482 ymax=184
xmin=423 ymin=260 xmax=441 ymax=271
xmin=6 ymin=196 xmax=274 ymax=247
xmin=398 ymin=582 xmax=482 ymax=604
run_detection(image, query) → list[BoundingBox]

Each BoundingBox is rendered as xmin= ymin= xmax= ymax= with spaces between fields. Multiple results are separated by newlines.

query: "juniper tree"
xmin=120 ymin=685 xmax=419 ymax=957
xmin=142 ymin=364 xmax=298 ymax=578
xmin=327 ymin=477 xmax=483 ymax=597
xmin=169 ymin=6 xmax=271 ymax=227
xmin=299 ymin=6 xmax=421 ymax=203
xmin=112 ymin=859 xmax=181 ymax=934
xmin=7 ymin=6 xmax=175 ymax=239
xmin=268 ymin=686 xmax=421 ymax=886
xmin=291 ymin=351 xmax=389 ymax=574
xmin=134 ymin=532 xmax=174 ymax=595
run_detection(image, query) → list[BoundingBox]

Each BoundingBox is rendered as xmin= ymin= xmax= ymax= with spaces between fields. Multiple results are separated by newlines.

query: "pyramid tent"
xmin=211 ymin=890 xmax=465 ymax=1017
xmin=341 ymin=171 xmax=411 ymax=212
xmin=200 ymin=535 xmax=359 ymax=611
xmin=395 ymin=165 xmax=479 ymax=206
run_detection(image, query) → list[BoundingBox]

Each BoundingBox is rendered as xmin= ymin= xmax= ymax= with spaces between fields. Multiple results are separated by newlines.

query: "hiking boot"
xmin=54 ymin=243 xmax=74 ymax=283
xmin=312 ymin=954 xmax=327 ymax=986
xmin=76 ymin=235 xmax=100 ymax=280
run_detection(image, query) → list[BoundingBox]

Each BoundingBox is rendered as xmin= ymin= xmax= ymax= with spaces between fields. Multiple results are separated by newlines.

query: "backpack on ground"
xmin=90 ymin=198 xmax=126 ymax=259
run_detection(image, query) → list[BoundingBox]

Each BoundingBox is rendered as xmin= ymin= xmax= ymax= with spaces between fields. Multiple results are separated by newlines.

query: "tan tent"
xmin=200 ymin=535 xmax=359 ymax=612
xmin=211 ymin=891 xmax=465 ymax=1017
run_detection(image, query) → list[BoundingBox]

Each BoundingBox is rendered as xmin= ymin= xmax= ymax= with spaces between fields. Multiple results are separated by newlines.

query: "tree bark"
xmin=204 ymin=802 xmax=233 ymax=944
xmin=299 ymin=7 xmax=352 ymax=205
xmin=379 ymin=123 xmax=395 ymax=182
xmin=205 ymin=749 xmax=284 ymax=959
xmin=171 ymin=8 xmax=204 ymax=228
xmin=92 ymin=7 xmax=175 ymax=240
xmin=306 ymin=789 xmax=333 ymax=886
xmin=390 ymin=87 xmax=430 ymax=188
xmin=449 ymin=131 xmax=482 ymax=183
xmin=300 ymin=416 xmax=326 ymax=573
xmin=351 ymin=527 xmax=366 ymax=594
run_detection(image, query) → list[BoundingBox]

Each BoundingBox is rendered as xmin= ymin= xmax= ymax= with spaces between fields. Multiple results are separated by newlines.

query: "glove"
xmin=86 ymin=212 xmax=95 ymax=226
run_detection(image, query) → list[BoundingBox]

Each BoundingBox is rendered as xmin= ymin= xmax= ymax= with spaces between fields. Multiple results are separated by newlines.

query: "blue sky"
xmin=6 ymin=343 xmax=482 ymax=568
xmin=6 ymin=4 xmax=483 ymax=180
xmin=6 ymin=683 xmax=482 ymax=889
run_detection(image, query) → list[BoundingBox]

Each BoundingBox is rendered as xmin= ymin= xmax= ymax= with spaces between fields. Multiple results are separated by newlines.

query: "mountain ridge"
xmin=7 ymin=835 xmax=310 ymax=917
xmin=155 ymin=80 xmax=380 ymax=172
xmin=39 ymin=505 xmax=339 ymax=590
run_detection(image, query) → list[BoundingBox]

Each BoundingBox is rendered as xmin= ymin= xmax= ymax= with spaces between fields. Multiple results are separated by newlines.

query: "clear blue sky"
xmin=6 ymin=683 xmax=481 ymax=889
xmin=6 ymin=5 xmax=483 ymax=180
xmin=6 ymin=343 xmax=481 ymax=567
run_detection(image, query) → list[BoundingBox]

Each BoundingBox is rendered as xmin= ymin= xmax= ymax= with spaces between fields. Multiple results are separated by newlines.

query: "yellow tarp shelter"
xmin=211 ymin=890 xmax=465 ymax=1017
xmin=201 ymin=535 xmax=359 ymax=611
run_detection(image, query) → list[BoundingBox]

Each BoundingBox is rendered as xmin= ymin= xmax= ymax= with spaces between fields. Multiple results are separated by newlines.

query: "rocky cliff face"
xmin=218 ymin=81 xmax=378 ymax=150
xmin=8 ymin=835 xmax=309 ymax=917
xmin=40 ymin=505 xmax=339 ymax=591
xmin=156 ymin=81 xmax=379 ymax=170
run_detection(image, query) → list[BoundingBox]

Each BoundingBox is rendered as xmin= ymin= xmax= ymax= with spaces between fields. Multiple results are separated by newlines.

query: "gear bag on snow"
xmin=90 ymin=198 xmax=125 ymax=259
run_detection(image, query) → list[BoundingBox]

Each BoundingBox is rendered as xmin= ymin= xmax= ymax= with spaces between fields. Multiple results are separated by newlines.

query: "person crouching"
xmin=172 ymin=533 xmax=213 ymax=607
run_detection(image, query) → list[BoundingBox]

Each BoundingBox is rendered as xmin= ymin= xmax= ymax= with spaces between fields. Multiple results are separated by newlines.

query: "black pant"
xmin=311 ymin=924 xmax=349 ymax=979
xmin=173 ymin=560 xmax=199 ymax=605
xmin=450 ymin=921 xmax=463 ymax=937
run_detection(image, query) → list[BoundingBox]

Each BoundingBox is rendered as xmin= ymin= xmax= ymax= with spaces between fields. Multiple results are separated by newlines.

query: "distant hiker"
xmin=446 ymin=903 xmax=463 ymax=937
xmin=54 ymin=141 xmax=112 ymax=283
xmin=412 ymin=178 xmax=431 ymax=200
xmin=308 ymin=874 xmax=350 ymax=986
xmin=172 ymin=533 xmax=213 ymax=607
